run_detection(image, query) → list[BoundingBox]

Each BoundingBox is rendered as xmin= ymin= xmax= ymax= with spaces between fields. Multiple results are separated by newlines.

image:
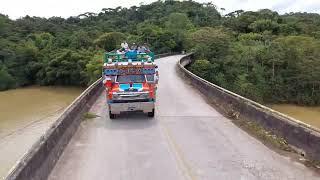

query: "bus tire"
xmin=147 ymin=109 xmax=155 ymax=117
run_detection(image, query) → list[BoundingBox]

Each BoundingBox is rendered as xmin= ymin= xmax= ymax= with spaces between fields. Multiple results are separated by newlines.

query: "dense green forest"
xmin=188 ymin=9 xmax=320 ymax=105
xmin=0 ymin=0 xmax=220 ymax=91
xmin=0 ymin=0 xmax=320 ymax=105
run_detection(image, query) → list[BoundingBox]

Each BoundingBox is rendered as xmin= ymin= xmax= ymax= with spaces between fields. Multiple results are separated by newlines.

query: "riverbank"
xmin=0 ymin=86 xmax=84 ymax=178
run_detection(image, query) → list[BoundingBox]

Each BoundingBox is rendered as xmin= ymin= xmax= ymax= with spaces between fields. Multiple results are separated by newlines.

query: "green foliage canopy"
xmin=1 ymin=0 xmax=320 ymax=107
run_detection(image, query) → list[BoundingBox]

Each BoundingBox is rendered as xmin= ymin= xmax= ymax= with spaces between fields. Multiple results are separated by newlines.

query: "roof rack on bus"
xmin=104 ymin=52 xmax=155 ymax=63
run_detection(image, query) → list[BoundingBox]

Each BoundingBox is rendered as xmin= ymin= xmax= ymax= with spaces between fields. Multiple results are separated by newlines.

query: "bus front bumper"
xmin=108 ymin=102 xmax=154 ymax=114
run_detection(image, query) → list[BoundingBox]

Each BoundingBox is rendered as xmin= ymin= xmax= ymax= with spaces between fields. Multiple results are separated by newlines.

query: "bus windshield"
xmin=117 ymin=75 xmax=146 ymax=83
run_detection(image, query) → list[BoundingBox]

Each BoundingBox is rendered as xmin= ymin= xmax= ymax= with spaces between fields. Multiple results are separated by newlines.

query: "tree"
xmin=271 ymin=36 xmax=320 ymax=104
xmin=0 ymin=14 xmax=10 ymax=37
xmin=29 ymin=32 xmax=54 ymax=50
xmin=187 ymin=27 xmax=232 ymax=60
xmin=165 ymin=13 xmax=194 ymax=51
xmin=70 ymin=30 xmax=93 ymax=49
xmin=86 ymin=53 xmax=103 ymax=84
xmin=0 ymin=65 xmax=15 ymax=90
xmin=249 ymin=19 xmax=279 ymax=34
xmin=94 ymin=32 xmax=126 ymax=51
xmin=136 ymin=22 xmax=177 ymax=53
xmin=35 ymin=49 xmax=92 ymax=86
xmin=189 ymin=59 xmax=211 ymax=79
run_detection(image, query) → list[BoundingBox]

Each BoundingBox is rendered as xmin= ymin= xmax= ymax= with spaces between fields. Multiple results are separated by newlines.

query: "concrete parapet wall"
xmin=177 ymin=54 xmax=320 ymax=161
xmin=5 ymin=78 xmax=103 ymax=180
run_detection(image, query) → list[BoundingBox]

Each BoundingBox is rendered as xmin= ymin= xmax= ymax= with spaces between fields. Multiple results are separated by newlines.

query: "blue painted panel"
xmin=143 ymin=68 xmax=155 ymax=74
xmin=132 ymin=83 xmax=143 ymax=89
xmin=119 ymin=84 xmax=130 ymax=91
xmin=104 ymin=69 xmax=118 ymax=75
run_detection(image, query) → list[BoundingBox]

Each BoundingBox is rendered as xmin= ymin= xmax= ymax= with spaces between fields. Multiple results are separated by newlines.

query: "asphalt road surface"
xmin=49 ymin=55 xmax=319 ymax=180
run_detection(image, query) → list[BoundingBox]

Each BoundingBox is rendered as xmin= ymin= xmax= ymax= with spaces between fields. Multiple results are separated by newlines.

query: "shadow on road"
xmin=99 ymin=112 xmax=158 ymax=131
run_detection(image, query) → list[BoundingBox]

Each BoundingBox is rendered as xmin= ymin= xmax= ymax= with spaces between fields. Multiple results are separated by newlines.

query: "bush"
xmin=0 ymin=65 xmax=15 ymax=90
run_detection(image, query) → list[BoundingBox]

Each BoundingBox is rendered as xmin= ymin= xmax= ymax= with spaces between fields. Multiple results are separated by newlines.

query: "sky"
xmin=1 ymin=0 xmax=320 ymax=19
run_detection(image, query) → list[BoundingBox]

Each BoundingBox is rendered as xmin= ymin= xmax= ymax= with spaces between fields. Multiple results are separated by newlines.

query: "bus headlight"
xmin=140 ymin=92 xmax=149 ymax=99
xmin=112 ymin=93 xmax=120 ymax=99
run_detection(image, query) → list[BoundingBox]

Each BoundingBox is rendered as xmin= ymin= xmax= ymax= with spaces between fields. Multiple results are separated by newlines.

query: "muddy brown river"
xmin=271 ymin=104 xmax=320 ymax=129
xmin=0 ymin=86 xmax=83 ymax=178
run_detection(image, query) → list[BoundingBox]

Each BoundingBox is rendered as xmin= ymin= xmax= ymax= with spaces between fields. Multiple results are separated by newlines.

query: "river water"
xmin=0 ymin=86 xmax=83 ymax=178
xmin=271 ymin=104 xmax=320 ymax=129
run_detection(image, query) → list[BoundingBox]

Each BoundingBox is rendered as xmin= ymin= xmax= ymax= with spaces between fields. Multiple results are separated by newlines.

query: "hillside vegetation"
xmin=0 ymin=0 xmax=319 ymax=105
xmin=188 ymin=10 xmax=320 ymax=105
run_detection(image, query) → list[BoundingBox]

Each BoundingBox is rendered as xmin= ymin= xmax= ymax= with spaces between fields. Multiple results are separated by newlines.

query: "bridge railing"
xmin=5 ymin=78 xmax=103 ymax=180
xmin=177 ymin=53 xmax=320 ymax=161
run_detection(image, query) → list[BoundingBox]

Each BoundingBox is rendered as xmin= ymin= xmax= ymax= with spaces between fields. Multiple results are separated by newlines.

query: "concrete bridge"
xmin=6 ymin=55 xmax=320 ymax=180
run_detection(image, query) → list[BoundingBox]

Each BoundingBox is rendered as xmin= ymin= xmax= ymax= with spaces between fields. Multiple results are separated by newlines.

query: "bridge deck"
xmin=49 ymin=55 xmax=318 ymax=180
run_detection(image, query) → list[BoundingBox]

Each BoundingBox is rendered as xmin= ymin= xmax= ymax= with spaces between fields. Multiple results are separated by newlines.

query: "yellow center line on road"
xmin=159 ymin=118 xmax=198 ymax=180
